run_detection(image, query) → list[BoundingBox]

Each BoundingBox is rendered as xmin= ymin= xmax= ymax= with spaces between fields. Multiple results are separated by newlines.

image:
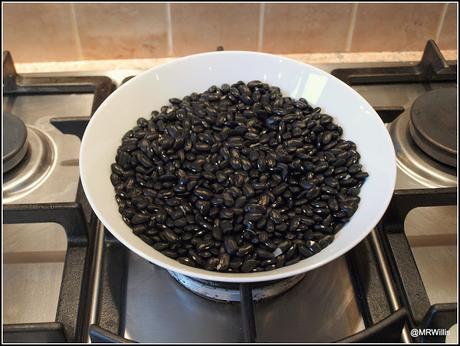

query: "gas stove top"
xmin=2 ymin=41 xmax=457 ymax=343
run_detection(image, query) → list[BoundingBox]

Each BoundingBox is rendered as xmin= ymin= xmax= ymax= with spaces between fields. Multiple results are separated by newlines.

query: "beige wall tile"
xmin=3 ymin=3 xmax=456 ymax=62
xmin=3 ymin=3 xmax=81 ymax=62
xmin=351 ymin=3 xmax=443 ymax=52
xmin=263 ymin=4 xmax=353 ymax=53
xmin=170 ymin=3 xmax=259 ymax=56
xmin=74 ymin=3 xmax=168 ymax=60
xmin=438 ymin=3 xmax=457 ymax=51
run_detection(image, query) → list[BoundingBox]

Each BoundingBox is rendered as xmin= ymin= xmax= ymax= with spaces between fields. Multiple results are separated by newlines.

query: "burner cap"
xmin=169 ymin=271 xmax=305 ymax=302
xmin=3 ymin=112 xmax=28 ymax=173
xmin=409 ymin=88 xmax=457 ymax=167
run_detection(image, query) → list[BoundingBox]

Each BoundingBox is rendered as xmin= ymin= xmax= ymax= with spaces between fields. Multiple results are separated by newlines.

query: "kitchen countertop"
xmin=14 ymin=50 xmax=458 ymax=73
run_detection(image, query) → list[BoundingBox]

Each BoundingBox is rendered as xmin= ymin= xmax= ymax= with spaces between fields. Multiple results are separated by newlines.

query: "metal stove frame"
xmin=2 ymin=40 xmax=457 ymax=343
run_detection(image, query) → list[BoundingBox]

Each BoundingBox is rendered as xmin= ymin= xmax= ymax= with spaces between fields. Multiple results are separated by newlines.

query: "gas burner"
xmin=3 ymin=112 xmax=28 ymax=173
xmin=3 ymin=126 xmax=56 ymax=202
xmin=169 ymin=271 xmax=305 ymax=302
xmin=409 ymin=88 xmax=457 ymax=167
xmin=388 ymin=93 xmax=457 ymax=188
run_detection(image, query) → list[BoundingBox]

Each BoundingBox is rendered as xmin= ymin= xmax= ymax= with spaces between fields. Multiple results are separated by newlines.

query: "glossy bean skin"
xmin=113 ymin=81 xmax=368 ymax=273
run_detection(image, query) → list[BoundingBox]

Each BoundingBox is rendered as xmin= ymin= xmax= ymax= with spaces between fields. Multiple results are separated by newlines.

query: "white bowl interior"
xmin=80 ymin=51 xmax=396 ymax=282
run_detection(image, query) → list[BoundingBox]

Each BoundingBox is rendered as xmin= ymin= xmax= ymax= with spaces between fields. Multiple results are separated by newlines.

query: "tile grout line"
xmin=14 ymin=50 xmax=459 ymax=73
xmin=435 ymin=3 xmax=449 ymax=42
xmin=257 ymin=3 xmax=265 ymax=52
xmin=166 ymin=3 xmax=174 ymax=56
xmin=69 ymin=3 xmax=84 ymax=60
xmin=345 ymin=3 xmax=358 ymax=52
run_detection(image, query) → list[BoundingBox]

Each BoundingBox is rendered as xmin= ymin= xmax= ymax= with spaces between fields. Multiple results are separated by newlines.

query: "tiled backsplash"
xmin=3 ymin=2 xmax=457 ymax=62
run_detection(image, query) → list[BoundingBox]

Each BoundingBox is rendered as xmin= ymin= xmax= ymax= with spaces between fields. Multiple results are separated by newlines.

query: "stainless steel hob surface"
xmin=3 ymin=61 xmax=457 ymax=342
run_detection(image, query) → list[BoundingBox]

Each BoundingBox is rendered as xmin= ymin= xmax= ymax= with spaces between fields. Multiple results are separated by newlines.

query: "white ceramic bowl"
xmin=80 ymin=51 xmax=396 ymax=282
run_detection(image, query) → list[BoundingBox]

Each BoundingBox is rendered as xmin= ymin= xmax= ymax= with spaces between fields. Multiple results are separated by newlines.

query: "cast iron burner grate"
xmin=88 ymin=42 xmax=456 ymax=343
xmin=2 ymin=50 xmax=116 ymax=343
xmin=3 ymin=42 xmax=458 ymax=343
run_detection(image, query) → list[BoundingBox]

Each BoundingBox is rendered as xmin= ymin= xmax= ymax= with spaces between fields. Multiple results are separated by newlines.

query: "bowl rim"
xmin=80 ymin=50 xmax=397 ymax=282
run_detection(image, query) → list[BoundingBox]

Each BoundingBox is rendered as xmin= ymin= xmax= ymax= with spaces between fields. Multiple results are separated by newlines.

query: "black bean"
xmin=196 ymin=241 xmax=213 ymax=252
xmin=205 ymin=257 xmax=220 ymax=271
xmin=340 ymin=201 xmax=358 ymax=217
xmin=309 ymin=200 xmax=326 ymax=208
xmin=224 ymin=237 xmax=238 ymax=255
xmin=285 ymin=256 xmax=301 ymax=266
xmin=173 ymin=218 xmax=187 ymax=228
xmin=111 ymin=163 xmax=126 ymax=176
xmin=194 ymin=187 xmax=213 ymax=200
xmin=354 ymin=171 xmax=369 ymax=180
xmin=153 ymin=242 xmax=169 ymax=251
xmin=217 ymin=253 xmax=230 ymax=271
xmin=162 ymin=228 xmax=180 ymax=242
xmin=256 ymin=247 xmax=275 ymax=259
xmin=257 ymin=231 xmax=268 ymax=243
xmin=286 ymin=139 xmax=303 ymax=148
xmin=347 ymin=187 xmax=361 ymax=196
xmin=220 ymin=208 xmax=234 ymax=219
xmin=334 ymin=166 xmax=348 ymax=175
xmin=178 ymin=257 xmax=196 ymax=267
xmin=131 ymin=213 xmax=150 ymax=225
xmin=306 ymin=187 xmax=321 ymax=200
xmin=241 ymin=258 xmax=259 ymax=272
xmin=229 ymin=256 xmax=243 ymax=269
xmin=285 ymin=244 xmax=297 ymax=259
xmin=132 ymin=224 xmax=146 ymax=235
xmin=237 ymin=243 xmax=255 ymax=256
xmin=321 ymin=186 xmax=337 ymax=195
xmin=247 ymin=80 xmax=263 ymax=89
xmin=332 ymin=158 xmax=347 ymax=167
xmin=313 ymin=162 xmax=328 ymax=173
xmin=269 ymin=210 xmax=283 ymax=224
xmin=277 ymin=240 xmax=291 ymax=253
xmin=245 ymin=212 xmax=264 ymax=222
xmin=260 ymin=239 xmax=275 ymax=251
xmin=302 ymin=242 xmax=319 ymax=257
xmin=272 ymin=183 xmax=288 ymax=196
xmin=275 ymin=255 xmax=286 ymax=268
xmin=319 ymin=114 xmax=333 ymax=124
xmin=188 ymin=250 xmax=206 ymax=266
xmin=195 ymin=142 xmax=210 ymax=152
xmin=242 ymin=184 xmax=255 ymax=197
xmin=162 ymin=250 xmax=178 ymax=259
xmin=260 ymin=258 xmax=275 ymax=267
xmin=211 ymin=225 xmax=223 ymax=240
xmin=275 ymin=223 xmax=288 ymax=232
xmin=245 ymin=204 xmax=267 ymax=214
xmin=340 ymin=177 xmax=357 ymax=187
xmin=299 ymin=216 xmax=314 ymax=226
xmin=334 ymin=223 xmax=345 ymax=233
xmin=321 ymin=132 xmax=333 ymax=145
xmin=298 ymin=245 xmax=314 ymax=258
xmin=221 ymin=220 xmax=233 ymax=233
xmin=235 ymin=196 xmax=247 ymax=208
xmin=318 ymin=235 xmax=334 ymax=248
xmin=348 ymin=164 xmax=362 ymax=175
xmin=289 ymin=217 xmax=300 ymax=232
xmin=328 ymin=198 xmax=339 ymax=212
xmin=110 ymin=173 xmax=121 ymax=186
xmin=196 ymin=200 xmax=211 ymax=215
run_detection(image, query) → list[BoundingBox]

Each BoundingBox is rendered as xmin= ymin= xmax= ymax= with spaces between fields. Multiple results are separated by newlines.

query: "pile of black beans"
xmin=111 ymin=81 xmax=368 ymax=273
